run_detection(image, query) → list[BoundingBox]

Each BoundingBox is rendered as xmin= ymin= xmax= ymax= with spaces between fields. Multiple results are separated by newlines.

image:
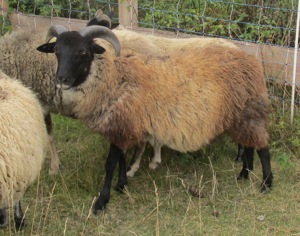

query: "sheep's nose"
xmin=57 ymin=75 xmax=69 ymax=84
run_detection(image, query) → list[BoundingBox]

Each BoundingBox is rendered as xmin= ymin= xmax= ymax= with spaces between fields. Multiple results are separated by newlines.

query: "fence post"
xmin=118 ymin=0 xmax=138 ymax=29
xmin=291 ymin=0 xmax=300 ymax=124
xmin=1 ymin=0 xmax=8 ymax=17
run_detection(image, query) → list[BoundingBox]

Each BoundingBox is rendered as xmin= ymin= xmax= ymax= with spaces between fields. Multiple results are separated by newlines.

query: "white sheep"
xmin=0 ymin=70 xmax=48 ymax=230
xmin=37 ymin=25 xmax=273 ymax=212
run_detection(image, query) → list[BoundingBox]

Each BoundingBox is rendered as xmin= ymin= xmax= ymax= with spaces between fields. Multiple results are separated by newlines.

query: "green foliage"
xmin=7 ymin=0 xmax=117 ymax=19
xmin=4 ymin=0 xmax=296 ymax=46
xmin=270 ymin=114 xmax=300 ymax=156
xmin=1 ymin=16 xmax=13 ymax=35
xmin=138 ymin=0 xmax=296 ymax=47
xmin=276 ymin=152 xmax=294 ymax=169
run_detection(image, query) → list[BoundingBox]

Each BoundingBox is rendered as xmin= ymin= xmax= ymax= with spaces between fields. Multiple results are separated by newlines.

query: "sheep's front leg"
xmin=94 ymin=144 xmax=124 ymax=213
xmin=149 ymin=140 xmax=162 ymax=170
xmin=0 ymin=207 xmax=7 ymax=228
xmin=14 ymin=201 xmax=25 ymax=230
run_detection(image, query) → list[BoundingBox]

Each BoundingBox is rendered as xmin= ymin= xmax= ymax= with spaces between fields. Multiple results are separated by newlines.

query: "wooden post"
xmin=118 ymin=0 xmax=138 ymax=29
xmin=1 ymin=0 xmax=8 ymax=18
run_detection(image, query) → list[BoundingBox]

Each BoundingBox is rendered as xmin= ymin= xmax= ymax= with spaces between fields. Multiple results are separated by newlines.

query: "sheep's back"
xmin=146 ymin=34 xmax=240 ymax=53
xmin=121 ymin=45 xmax=267 ymax=151
xmin=0 ymin=71 xmax=48 ymax=206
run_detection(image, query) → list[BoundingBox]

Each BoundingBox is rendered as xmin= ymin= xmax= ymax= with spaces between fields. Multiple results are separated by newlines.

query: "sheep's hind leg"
xmin=0 ymin=208 xmax=7 ymax=228
xmin=14 ymin=201 xmax=25 ymax=230
xmin=238 ymin=147 xmax=254 ymax=180
xmin=115 ymin=150 xmax=128 ymax=193
xmin=44 ymin=113 xmax=60 ymax=175
xmin=235 ymin=144 xmax=245 ymax=162
xmin=257 ymin=147 xmax=273 ymax=192
xmin=149 ymin=140 xmax=162 ymax=170
xmin=126 ymin=142 xmax=146 ymax=177
xmin=94 ymin=144 xmax=124 ymax=213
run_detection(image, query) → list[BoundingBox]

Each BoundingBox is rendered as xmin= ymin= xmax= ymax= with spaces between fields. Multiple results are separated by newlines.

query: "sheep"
xmin=37 ymin=25 xmax=273 ymax=213
xmin=87 ymin=13 xmax=246 ymax=176
xmin=0 ymin=70 xmax=48 ymax=230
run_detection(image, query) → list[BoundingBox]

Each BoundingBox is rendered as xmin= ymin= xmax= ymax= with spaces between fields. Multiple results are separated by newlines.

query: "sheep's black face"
xmin=37 ymin=31 xmax=106 ymax=90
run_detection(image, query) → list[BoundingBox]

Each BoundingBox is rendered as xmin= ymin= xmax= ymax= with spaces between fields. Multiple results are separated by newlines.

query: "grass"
xmin=1 ymin=112 xmax=300 ymax=236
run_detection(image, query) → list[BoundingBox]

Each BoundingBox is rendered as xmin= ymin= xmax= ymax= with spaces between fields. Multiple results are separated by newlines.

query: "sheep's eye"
xmin=80 ymin=50 xmax=87 ymax=56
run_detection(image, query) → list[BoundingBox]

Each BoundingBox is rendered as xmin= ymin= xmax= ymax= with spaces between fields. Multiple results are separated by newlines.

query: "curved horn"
xmin=79 ymin=25 xmax=121 ymax=56
xmin=46 ymin=25 xmax=68 ymax=42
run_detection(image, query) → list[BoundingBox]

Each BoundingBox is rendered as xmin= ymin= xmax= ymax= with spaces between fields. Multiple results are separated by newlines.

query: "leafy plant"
xmin=276 ymin=152 xmax=294 ymax=169
xmin=138 ymin=0 xmax=297 ymax=47
xmin=7 ymin=0 xmax=118 ymax=19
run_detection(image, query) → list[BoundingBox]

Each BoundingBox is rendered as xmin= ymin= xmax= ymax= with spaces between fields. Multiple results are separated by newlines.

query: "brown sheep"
xmin=37 ymin=25 xmax=273 ymax=213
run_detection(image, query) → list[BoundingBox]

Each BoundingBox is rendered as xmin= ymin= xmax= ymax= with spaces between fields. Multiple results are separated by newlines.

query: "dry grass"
xmin=0 ymin=113 xmax=300 ymax=236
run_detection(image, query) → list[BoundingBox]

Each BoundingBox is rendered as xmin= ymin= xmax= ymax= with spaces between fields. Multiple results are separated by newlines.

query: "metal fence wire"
xmin=1 ymin=0 xmax=300 ymax=121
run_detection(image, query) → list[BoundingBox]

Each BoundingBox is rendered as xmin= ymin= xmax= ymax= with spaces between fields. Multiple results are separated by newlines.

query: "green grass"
xmin=1 ymin=113 xmax=300 ymax=236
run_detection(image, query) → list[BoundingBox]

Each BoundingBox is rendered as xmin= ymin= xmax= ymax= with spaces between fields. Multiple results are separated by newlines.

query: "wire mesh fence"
xmin=1 ymin=0 xmax=299 ymax=120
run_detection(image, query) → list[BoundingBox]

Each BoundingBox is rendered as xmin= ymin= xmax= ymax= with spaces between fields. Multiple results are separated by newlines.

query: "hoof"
xmin=238 ymin=170 xmax=249 ymax=180
xmin=149 ymin=161 xmax=160 ymax=170
xmin=48 ymin=168 xmax=59 ymax=175
xmin=93 ymin=207 xmax=105 ymax=215
xmin=48 ymin=163 xmax=60 ymax=175
xmin=0 ymin=208 xmax=7 ymax=228
xmin=15 ymin=219 xmax=25 ymax=231
xmin=114 ymin=184 xmax=126 ymax=193
xmin=126 ymin=170 xmax=135 ymax=178
xmin=259 ymin=183 xmax=271 ymax=193
xmin=126 ymin=165 xmax=139 ymax=178
xmin=237 ymin=174 xmax=248 ymax=180
xmin=93 ymin=197 xmax=108 ymax=214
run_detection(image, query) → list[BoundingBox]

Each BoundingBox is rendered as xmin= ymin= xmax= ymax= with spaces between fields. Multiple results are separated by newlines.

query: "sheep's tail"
xmin=230 ymin=94 xmax=270 ymax=149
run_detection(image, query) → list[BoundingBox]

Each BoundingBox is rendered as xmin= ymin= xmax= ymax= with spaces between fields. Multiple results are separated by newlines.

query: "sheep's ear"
xmin=92 ymin=44 xmax=106 ymax=54
xmin=36 ymin=42 xmax=56 ymax=53
xmin=111 ymin=23 xmax=120 ymax=29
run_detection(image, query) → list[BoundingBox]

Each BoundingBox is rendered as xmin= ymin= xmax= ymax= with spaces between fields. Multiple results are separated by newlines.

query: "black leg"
xmin=94 ymin=143 xmax=124 ymax=213
xmin=235 ymin=144 xmax=245 ymax=162
xmin=14 ymin=201 xmax=25 ymax=231
xmin=257 ymin=147 xmax=273 ymax=192
xmin=0 ymin=208 xmax=7 ymax=228
xmin=238 ymin=147 xmax=254 ymax=179
xmin=44 ymin=112 xmax=53 ymax=135
xmin=115 ymin=151 xmax=128 ymax=193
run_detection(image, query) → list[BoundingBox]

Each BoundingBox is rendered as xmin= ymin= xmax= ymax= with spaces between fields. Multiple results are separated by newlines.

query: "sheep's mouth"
xmin=56 ymin=83 xmax=72 ymax=90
